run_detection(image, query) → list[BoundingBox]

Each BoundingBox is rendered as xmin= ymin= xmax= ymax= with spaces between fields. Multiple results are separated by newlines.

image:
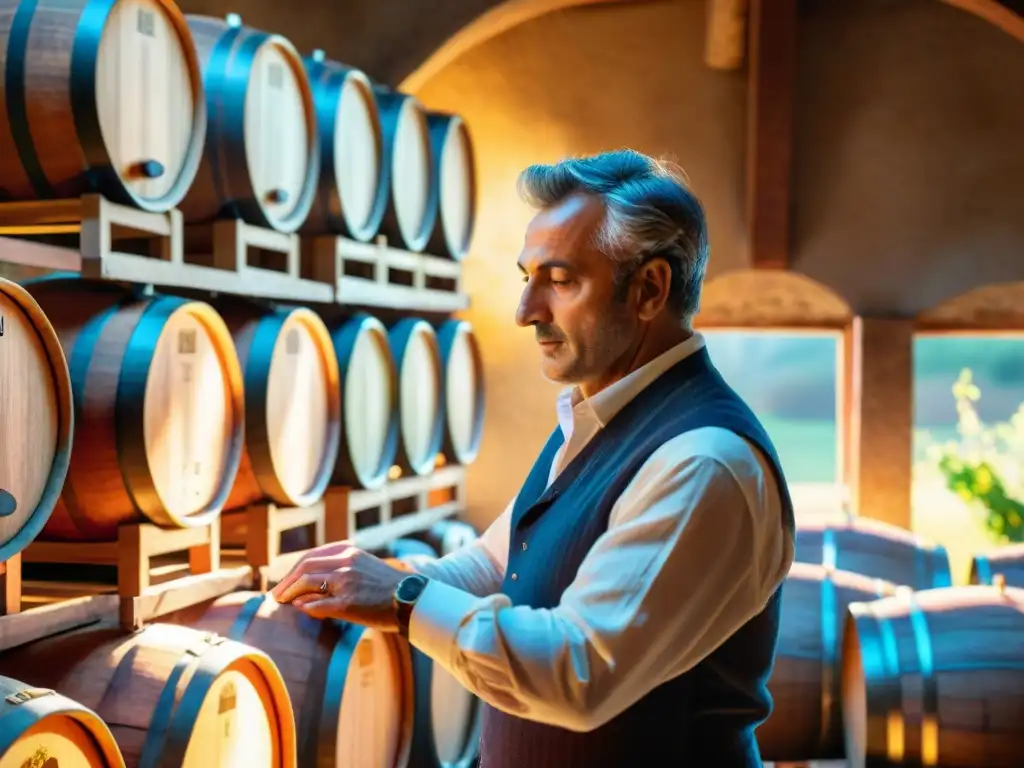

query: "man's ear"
xmin=635 ymin=257 xmax=674 ymax=321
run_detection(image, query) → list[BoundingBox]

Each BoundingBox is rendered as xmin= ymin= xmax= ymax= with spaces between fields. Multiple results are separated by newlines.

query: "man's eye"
xmin=550 ymin=280 xmax=570 ymax=286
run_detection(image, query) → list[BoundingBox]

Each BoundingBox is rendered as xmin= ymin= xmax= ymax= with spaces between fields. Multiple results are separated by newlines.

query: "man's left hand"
xmin=269 ymin=544 xmax=409 ymax=632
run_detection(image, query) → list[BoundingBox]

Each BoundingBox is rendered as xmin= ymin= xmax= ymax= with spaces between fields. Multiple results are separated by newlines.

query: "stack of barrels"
xmin=758 ymin=514 xmax=1024 ymax=768
xmin=0 ymin=275 xmax=486 ymax=550
xmin=0 ymin=3 xmax=478 ymax=259
xmin=0 ymin=274 xmax=486 ymax=768
xmin=0 ymin=520 xmax=487 ymax=768
xmin=0 ymin=1 xmax=488 ymax=765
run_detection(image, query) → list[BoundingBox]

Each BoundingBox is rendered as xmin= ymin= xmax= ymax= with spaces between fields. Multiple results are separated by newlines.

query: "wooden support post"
xmin=0 ymin=554 xmax=21 ymax=615
xmin=841 ymin=317 xmax=915 ymax=529
xmin=746 ymin=0 xmax=797 ymax=270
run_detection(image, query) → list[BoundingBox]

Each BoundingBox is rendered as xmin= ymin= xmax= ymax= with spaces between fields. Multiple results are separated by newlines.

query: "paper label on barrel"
xmin=136 ymin=8 xmax=155 ymax=36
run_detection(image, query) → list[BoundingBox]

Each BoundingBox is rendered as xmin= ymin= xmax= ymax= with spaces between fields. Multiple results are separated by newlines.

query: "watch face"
xmin=397 ymin=575 xmax=428 ymax=603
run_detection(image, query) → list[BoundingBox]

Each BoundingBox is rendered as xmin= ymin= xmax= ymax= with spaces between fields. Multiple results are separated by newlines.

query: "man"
xmin=273 ymin=149 xmax=795 ymax=766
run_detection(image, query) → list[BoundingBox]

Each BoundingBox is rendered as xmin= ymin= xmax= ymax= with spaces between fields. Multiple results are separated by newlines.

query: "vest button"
xmin=511 ymin=573 xmax=518 ymax=581
xmin=521 ymin=541 xmax=528 ymax=551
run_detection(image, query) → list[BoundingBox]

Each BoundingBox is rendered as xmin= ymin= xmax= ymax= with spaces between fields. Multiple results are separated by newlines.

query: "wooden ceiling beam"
xmin=746 ymin=0 xmax=798 ymax=270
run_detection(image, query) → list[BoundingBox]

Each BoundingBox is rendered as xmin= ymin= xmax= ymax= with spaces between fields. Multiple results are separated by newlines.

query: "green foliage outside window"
xmin=932 ymin=369 xmax=1024 ymax=543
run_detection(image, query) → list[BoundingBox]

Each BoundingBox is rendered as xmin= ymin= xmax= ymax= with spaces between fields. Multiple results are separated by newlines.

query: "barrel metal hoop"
xmin=975 ymin=554 xmax=993 ymax=585
xmin=873 ymin=610 xmax=903 ymax=764
xmin=71 ymin=0 xmax=119 ymax=199
xmin=5 ymin=0 xmax=56 ymax=199
xmin=908 ymin=600 xmax=939 ymax=766
xmin=818 ymin=570 xmax=837 ymax=752
xmin=822 ymin=527 xmax=837 ymax=571
xmin=227 ymin=594 xmax=268 ymax=641
xmin=203 ymin=24 xmax=246 ymax=214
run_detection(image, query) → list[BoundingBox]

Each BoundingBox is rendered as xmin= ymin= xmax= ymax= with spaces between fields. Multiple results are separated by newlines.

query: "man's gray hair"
xmin=517 ymin=149 xmax=709 ymax=322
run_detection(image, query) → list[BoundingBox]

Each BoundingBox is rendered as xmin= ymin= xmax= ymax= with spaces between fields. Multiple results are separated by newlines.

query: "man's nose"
xmin=515 ymin=281 xmax=552 ymax=328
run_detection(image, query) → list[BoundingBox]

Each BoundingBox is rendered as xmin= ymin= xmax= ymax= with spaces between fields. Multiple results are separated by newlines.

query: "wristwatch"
xmin=393 ymin=574 xmax=429 ymax=638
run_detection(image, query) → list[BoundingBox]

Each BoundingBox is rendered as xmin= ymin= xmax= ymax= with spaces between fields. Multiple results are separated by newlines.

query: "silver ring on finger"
xmin=319 ymin=579 xmax=330 ymax=595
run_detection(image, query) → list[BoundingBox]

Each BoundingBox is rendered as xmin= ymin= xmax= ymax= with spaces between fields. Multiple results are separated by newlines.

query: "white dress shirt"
xmin=407 ymin=333 xmax=795 ymax=733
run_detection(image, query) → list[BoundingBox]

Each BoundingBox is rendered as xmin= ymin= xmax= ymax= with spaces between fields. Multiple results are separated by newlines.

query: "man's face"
xmin=515 ymin=194 xmax=638 ymax=386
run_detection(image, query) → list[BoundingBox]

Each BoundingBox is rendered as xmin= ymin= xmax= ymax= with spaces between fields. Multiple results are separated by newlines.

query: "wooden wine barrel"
xmin=24 ymin=279 xmax=245 ymax=540
xmin=756 ymin=563 xmax=897 ymax=762
xmin=218 ymin=303 xmax=341 ymax=510
xmin=0 ymin=278 xmax=73 ymax=562
xmin=175 ymin=591 xmax=415 ymax=768
xmin=390 ymin=319 xmax=444 ymax=477
xmin=436 ymin=320 xmax=485 ymax=466
xmin=0 ymin=675 xmax=126 ymax=768
xmin=841 ymin=582 xmax=1024 ymax=768
xmin=302 ymin=51 xmax=387 ymax=241
xmin=0 ymin=623 xmax=296 ymax=767
xmin=795 ymin=516 xmax=952 ymax=590
xmin=415 ymin=519 xmax=480 ymax=558
xmin=970 ymin=544 xmax=1024 ymax=587
xmin=330 ymin=313 xmax=400 ymax=490
xmin=374 ymin=88 xmax=438 ymax=253
xmin=0 ymin=0 xmax=206 ymax=212
xmin=384 ymin=538 xmax=483 ymax=768
xmin=424 ymin=113 xmax=477 ymax=261
xmin=180 ymin=13 xmax=319 ymax=232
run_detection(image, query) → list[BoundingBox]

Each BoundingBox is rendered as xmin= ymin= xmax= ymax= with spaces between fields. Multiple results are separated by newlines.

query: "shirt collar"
xmin=556 ymin=332 xmax=707 ymax=440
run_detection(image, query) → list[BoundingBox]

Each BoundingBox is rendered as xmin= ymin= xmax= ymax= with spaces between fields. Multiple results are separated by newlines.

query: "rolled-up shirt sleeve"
xmin=408 ymin=428 xmax=794 ymax=733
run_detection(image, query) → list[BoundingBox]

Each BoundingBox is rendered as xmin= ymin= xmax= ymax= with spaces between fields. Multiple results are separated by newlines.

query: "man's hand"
xmin=269 ymin=541 xmax=409 ymax=632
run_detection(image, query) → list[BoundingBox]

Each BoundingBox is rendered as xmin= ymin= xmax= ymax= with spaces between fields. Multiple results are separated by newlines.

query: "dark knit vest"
xmin=477 ymin=346 xmax=794 ymax=768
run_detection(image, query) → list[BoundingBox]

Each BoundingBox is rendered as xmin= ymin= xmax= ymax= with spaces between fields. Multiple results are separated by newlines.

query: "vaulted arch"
xmin=399 ymin=0 xmax=629 ymax=92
